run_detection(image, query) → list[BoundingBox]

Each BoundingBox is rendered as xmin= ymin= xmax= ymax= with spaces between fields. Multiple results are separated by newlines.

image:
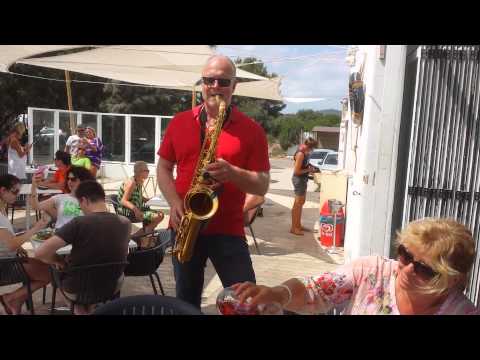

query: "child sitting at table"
xmin=36 ymin=150 xmax=71 ymax=191
xmin=70 ymin=146 xmax=91 ymax=171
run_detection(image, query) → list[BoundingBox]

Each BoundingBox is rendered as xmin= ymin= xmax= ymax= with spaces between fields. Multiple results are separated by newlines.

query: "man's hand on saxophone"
xmin=204 ymin=158 xmax=233 ymax=184
xmin=169 ymin=197 xmax=185 ymax=230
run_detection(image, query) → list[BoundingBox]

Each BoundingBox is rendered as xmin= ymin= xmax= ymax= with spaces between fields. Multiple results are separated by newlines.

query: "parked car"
xmin=308 ymin=149 xmax=333 ymax=168
xmin=319 ymin=152 xmax=339 ymax=171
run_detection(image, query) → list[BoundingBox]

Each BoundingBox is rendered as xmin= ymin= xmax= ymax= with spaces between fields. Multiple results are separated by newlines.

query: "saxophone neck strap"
xmin=199 ymin=104 xmax=232 ymax=147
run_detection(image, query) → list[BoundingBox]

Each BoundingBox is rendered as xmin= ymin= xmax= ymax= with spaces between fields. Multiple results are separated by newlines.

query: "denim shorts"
xmin=292 ymin=175 xmax=308 ymax=196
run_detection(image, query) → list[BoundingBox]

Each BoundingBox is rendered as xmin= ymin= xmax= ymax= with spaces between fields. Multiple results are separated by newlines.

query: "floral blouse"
xmin=297 ymin=256 xmax=478 ymax=315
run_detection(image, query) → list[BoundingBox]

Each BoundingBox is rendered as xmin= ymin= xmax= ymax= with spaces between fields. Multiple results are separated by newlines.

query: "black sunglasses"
xmin=67 ymin=176 xmax=78 ymax=181
xmin=397 ymin=244 xmax=438 ymax=280
xmin=202 ymin=77 xmax=232 ymax=87
xmin=9 ymin=188 xmax=20 ymax=196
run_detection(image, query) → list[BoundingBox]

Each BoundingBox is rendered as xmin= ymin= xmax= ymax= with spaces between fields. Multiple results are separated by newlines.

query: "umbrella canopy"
xmin=0 ymin=45 xmax=86 ymax=72
xmin=8 ymin=45 xmax=282 ymax=101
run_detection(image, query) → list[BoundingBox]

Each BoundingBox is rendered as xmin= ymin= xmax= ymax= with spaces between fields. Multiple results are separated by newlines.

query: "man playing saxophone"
xmin=157 ymin=55 xmax=271 ymax=309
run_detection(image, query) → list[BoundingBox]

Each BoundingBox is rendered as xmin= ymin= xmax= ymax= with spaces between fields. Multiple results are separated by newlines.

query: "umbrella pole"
xmin=65 ymin=70 xmax=76 ymax=135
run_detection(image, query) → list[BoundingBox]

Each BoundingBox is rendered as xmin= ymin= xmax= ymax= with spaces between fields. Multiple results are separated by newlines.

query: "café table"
xmin=145 ymin=195 xmax=169 ymax=209
xmin=30 ymin=238 xmax=138 ymax=256
xmin=19 ymin=184 xmax=62 ymax=230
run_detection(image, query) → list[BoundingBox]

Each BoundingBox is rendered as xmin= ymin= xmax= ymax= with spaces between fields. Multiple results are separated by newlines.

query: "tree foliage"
xmin=0 ymin=50 xmax=341 ymax=154
xmin=231 ymin=57 xmax=286 ymax=133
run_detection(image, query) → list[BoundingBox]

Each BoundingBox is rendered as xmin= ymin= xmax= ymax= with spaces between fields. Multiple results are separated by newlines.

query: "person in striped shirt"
xmin=118 ymin=161 xmax=164 ymax=246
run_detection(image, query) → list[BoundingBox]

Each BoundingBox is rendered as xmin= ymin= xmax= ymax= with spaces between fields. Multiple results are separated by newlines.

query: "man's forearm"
xmin=36 ymin=251 xmax=63 ymax=266
xmin=156 ymin=167 xmax=181 ymax=206
xmin=229 ymin=167 xmax=270 ymax=196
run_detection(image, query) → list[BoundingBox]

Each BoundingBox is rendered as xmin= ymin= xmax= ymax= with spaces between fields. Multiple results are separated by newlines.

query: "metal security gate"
xmin=403 ymin=45 xmax=480 ymax=306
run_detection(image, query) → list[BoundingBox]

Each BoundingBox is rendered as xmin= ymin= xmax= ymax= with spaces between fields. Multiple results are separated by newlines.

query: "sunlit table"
xmin=145 ymin=195 xmax=169 ymax=208
xmin=30 ymin=238 xmax=138 ymax=256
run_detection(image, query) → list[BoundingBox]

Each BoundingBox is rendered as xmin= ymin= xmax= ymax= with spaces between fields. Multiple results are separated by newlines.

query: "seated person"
xmin=34 ymin=180 xmax=131 ymax=315
xmin=70 ymin=146 xmax=91 ymax=171
xmin=30 ymin=166 xmax=94 ymax=230
xmin=117 ymin=161 xmax=164 ymax=246
xmin=0 ymin=174 xmax=51 ymax=315
xmin=243 ymin=194 xmax=265 ymax=225
xmin=36 ymin=150 xmax=71 ymax=191
xmin=233 ymin=218 xmax=478 ymax=315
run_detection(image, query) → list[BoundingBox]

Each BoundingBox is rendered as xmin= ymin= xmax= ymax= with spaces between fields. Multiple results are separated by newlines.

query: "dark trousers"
xmin=171 ymin=232 xmax=256 ymax=309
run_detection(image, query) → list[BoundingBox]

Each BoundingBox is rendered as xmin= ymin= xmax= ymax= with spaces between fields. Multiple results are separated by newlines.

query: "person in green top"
xmin=70 ymin=146 xmax=91 ymax=171
xmin=118 ymin=161 xmax=164 ymax=247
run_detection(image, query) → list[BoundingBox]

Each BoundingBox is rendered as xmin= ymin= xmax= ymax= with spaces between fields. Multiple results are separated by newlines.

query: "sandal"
xmin=0 ymin=295 xmax=13 ymax=315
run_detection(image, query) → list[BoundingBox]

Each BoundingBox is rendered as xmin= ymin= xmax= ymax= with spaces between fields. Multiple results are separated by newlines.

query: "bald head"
xmin=203 ymin=55 xmax=237 ymax=78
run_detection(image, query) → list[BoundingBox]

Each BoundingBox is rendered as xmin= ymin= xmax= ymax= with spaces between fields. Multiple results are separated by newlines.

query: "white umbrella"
xmin=9 ymin=45 xmax=282 ymax=101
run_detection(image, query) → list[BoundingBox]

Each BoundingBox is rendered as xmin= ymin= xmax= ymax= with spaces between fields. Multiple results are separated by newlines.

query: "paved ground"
xmin=1 ymin=157 xmax=344 ymax=315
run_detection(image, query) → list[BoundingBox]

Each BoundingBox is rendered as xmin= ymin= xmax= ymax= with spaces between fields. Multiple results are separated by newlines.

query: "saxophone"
xmin=173 ymin=95 xmax=227 ymax=263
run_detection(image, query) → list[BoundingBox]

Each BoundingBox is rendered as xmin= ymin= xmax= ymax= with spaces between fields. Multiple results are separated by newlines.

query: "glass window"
xmin=160 ymin=117 xmax=172 ymax=142
xmin=81 ymin=113 xmax=98 ymax=134
xmin=59 ymin=112 xmax=77 ymax=150
xmin=32 ymin=110 xmax=55 ymax=165
xmin=131 ymin=116 xmax=155 ymax=164
xmin=102 ymin=115 xmax=125 ymax=162
xmin=310 ymin=151 xmax=329 ymax=160
xmin=324 ymin=154 xmax=338 ymax=165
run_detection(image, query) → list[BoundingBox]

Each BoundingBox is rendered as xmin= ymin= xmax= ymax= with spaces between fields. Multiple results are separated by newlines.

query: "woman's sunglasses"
xmin=67 ymin=176 xmax=78 ymax=182
xmin=9 ymin=188 xmax=20 ymax=196
xmin=397 ymin=244 xmax=438 ymax=280
xmin=202 ymin=77 xmax=232 ymax=87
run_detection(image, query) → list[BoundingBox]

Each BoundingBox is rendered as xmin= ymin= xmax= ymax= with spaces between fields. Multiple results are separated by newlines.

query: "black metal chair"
xmin=125 ymin=229 xmax=172 ymax=296
xmin=7 ymin=194 xmax=27 ymax=223
xmin=244 ymin=198 xmax=265 ymax=255
xmin=50 ymin=261 xmax=128 ymax=314
xmin=0 ymin=256 xmax=35 ymax=314
xmin=93 ymin=295 xmax=203 ymax=315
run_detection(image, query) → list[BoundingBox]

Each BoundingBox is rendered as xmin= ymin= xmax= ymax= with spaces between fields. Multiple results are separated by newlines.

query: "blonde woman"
xmin=234 ymin=218 xmax=478 ymax=315
xmin=84 ymin=127 xmax=104 ymax=177
xmin=118 ymin=161 xmax=164 ymax=246
xmin=7 ymin=122 xmax=32 ymax=181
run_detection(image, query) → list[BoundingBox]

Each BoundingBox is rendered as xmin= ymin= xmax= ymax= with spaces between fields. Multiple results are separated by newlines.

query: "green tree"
xmin=231 ymin=57 xmax=286 ymax=133
xmin=99 ymin=84 xmax=191 ymax=115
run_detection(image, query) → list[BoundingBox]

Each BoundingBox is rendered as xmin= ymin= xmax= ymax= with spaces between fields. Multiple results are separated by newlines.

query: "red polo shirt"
xmin=158 ymin=105 xmax=270 ymax=236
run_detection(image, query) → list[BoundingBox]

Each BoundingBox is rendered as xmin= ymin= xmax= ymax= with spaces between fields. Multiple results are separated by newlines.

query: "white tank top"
xmin=8 ymin=145 xmax=27 ymax=179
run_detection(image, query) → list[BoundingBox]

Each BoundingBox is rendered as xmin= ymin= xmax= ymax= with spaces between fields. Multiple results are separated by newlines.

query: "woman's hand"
xmin=17 ymin=247 xmax=29 ymax=257
xmin=232 ymin=282 xmax=282 ymax=308
xmin=33 ymin=217 xmax=50 ymax=232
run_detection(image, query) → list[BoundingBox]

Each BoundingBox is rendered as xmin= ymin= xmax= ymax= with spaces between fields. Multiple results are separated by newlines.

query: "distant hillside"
xmin=318 ymin=109 xmax=341 ymax=116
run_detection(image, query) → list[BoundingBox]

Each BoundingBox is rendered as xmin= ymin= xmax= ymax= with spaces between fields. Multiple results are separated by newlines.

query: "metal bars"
xmin=403 ymin=45 xmax=480 ymax=306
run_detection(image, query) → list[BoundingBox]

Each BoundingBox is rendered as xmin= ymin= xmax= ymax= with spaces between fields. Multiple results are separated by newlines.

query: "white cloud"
xmin=217 ymin=45 xmax=350 ymax=113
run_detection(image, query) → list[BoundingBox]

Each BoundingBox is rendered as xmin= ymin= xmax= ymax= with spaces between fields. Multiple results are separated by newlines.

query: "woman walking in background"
xmin=84 ymin=127 xmax=103 ymax=178
xmin=290 ymin=137 xmax=318 ymax=236
xmin=6 ymin=122 xmax=31 ymax=182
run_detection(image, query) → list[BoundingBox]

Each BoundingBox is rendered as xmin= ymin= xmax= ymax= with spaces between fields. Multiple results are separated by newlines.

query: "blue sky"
xmin=216 ymin=45 xmax=350 ymax=114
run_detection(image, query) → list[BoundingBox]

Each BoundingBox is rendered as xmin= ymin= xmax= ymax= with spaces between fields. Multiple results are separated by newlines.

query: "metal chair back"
xmin=51 ymin=261 xmax=128 ymax=306
xmin=93 ymin=295 xmax=203 ymax=315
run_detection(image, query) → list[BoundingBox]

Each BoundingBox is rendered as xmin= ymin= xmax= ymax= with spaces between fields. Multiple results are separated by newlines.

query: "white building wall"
xmin=344 ymin=45 xmax=407 ymax=262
